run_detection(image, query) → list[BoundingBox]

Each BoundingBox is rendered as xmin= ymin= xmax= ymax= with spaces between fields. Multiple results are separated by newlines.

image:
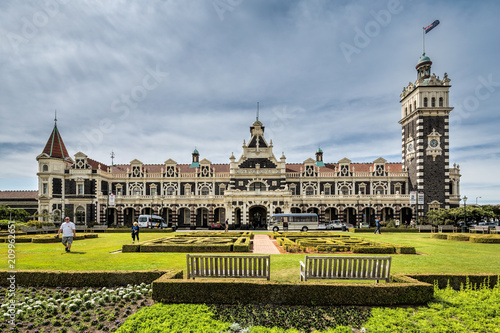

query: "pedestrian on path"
xmin=374 ymin=219 xmax=382 ymax=234
xmin=224 ymin=219 xmax=229 ymax=232
xmin=132 ymin=222 xmax=140 ymax=243
xmin=56 ymin=217 xmax=76 ymax=252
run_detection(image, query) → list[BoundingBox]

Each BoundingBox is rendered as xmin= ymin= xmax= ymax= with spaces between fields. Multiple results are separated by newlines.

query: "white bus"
xmin=267 ymin=213 xmax=319 ymax=232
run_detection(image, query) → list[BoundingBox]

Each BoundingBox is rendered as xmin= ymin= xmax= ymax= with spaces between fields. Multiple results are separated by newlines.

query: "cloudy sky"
xmin=1 ymin=0 xmax=499 ymax=204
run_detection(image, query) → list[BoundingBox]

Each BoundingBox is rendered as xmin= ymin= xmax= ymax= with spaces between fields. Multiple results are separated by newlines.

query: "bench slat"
xmin=301 ymin=256 xmax=391 ymax=282
xmin=187 ymin=254 xmax=270 ymax=280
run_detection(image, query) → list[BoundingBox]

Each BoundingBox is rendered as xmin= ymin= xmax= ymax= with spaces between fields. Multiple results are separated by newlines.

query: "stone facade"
xmin=36 ymin=55 xmax=461 ymax=227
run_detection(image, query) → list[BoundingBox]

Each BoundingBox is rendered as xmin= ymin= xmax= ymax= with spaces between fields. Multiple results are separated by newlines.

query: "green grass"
xmin=115 ymin=283 xmax=500 ymax=332
xmin=2 ymin=232 xmax=500 ymax=279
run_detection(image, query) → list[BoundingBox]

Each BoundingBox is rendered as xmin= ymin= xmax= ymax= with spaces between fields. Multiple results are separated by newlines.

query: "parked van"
xmin=138 ymin=215 xmax=166 ymax=229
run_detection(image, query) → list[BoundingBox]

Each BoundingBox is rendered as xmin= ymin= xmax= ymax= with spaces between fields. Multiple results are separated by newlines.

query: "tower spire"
xmin=256 ymin=102 xmax=259 ymax=121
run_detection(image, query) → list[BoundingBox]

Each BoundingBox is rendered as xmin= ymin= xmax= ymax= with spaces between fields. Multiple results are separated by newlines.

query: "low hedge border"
xmin=106 ymin=228 xmax=175 ymax=233
xmin=152 ymin=276 xmax=433 ymax=306
xmin=0 ymin=270 xmax=182 ymax=287
xmin=348 ymin=228 xmax=419 ymax=233
xmin=176 ymin=232 xmax=253 ymax=239
xmin=406 ymin=274 xmax=500 ymax=290
xmin=430 ymin=233 xmax=448 ymax=239
xmin=469 ymin=235 xmax=500 ymax=243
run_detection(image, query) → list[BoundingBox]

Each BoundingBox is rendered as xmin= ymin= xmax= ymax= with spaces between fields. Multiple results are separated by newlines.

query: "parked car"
xmin=360 ymin=222 xmax=370 ymax=228
xmin=326 ymin=220 xmax=344 ymax=230
xmin=138 ymin=215 xmax=165 ymax=228
xmin=209 ymin=222 xmax=224 ymax=230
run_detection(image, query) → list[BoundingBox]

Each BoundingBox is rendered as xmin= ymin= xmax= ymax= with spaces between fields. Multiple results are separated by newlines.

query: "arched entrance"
xmin=249 ymin=206 xmax=267 ymax=229
xmin=325 ymin=207 xmax=338 ymax=221
xmin=233 ymin=208 xmax=242 ymax=228
xmin=381 ymin=207 xmax=394 ymax=222
xmin=400 ymin=207 xmax=413 ymax=225
xmin=291 ymin=207 xmax=301 ymax=213
xmin=107 ymin=207 xmax=116 ymax=226
xmin=307 ymin=207 xmax=319 ymax=215
xmin=274 ymin=207 xmax=283 ymax=214
xmin=196 ymin=207 xmax=209 ymax=227
xmin=161 ymin=208 xmax=174 ymax=225
xmin=344 ymin=207 xmax=356 ymax=225
xmin=123 ymin=207 xmax=135 ymax=227
xmin=142 ymin=207 xmax=153 ymax=215
xmin=178 ymin=207 xmax=191 ymax=227
xmin=362 ymin=207 xmax=376 ymax=226
xmin=214 ymin=207 xmax=226 ymax=224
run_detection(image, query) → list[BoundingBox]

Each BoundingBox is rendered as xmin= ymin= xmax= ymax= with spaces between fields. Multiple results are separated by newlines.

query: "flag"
xmin=424 ymin=20 xmax=440 ymax=34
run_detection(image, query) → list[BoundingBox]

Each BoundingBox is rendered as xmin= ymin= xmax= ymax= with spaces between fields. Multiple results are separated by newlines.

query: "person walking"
xmin=131 ymin=222 xmax=140 ymax=243
xmin=56 ymin=217 xmax=76 ymax=252
xmin=374 ymin=219 xmax=382 ymax=234
xmin=224 ymin=219 xmax=229 ymax=232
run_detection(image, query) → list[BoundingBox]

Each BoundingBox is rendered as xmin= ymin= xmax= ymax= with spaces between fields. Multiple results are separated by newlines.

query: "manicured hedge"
xmin=469 ymin=235 xmax=500 ymax=243
xmin=348 ymin=228 xmax=419 ymax=233
xmin=430 ymin=233 xmax=448 ymax=239
xmin=447 ymin=234 xmax=470 ymax=241
xmin=233 ymin=237 xmax=250 ymax=252
xmin=0 ymin=269 xmax=182 ymax=287
xmin=106 ymin=227 xmax=175 ymax=233
xmin=176 ymin=231 xmax=253 ymax=239
xmin=352 ymin=246 xmax=395 ymax=254
xmin=406 ymin=274 xmax=500 ymax=290
xmin=152 ymin=277 xmax=433 ymax=306
xmin=394 ymin=245 xmax=417 ymax=254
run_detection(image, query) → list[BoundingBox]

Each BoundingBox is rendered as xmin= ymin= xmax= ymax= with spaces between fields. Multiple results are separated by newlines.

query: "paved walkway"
xmin=252 ymin=234 xmax=281 ymax=254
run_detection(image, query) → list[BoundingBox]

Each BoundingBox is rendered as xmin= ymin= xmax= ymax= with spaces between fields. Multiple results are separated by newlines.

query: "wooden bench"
xmin=469 ymin=226 xmax=489 ymax=234
xmin=75 ymin=225 xmax=88 ymax=232
xmin=490 ymin=226 xmax=500 ymax=234
xmin=41 ymin=226 xmax=59 ymax=234
xmin=187 ymin=254 xmax=270 ymax=280
xmin=91 ymin=225 xmax=108 ymax=232
xmin=20 ymin=226 xmax=40 ymax=234
xmin=300 ymin=256 xmax=391 ymax=283
xmin=418 ymin=225 xmax=435 ymax=232
xmin=438 ymin=225 xmax=457 ymax=233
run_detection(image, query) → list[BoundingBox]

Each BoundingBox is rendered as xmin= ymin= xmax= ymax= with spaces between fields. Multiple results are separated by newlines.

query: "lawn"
xmin=2 ymin=232 xmax=500 ymax=279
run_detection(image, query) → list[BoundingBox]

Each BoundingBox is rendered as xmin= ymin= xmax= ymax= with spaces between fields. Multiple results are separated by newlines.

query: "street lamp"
xmin=60 ymin=198 xmax=64 ymax=223
xmin=476 ymin=197 xmax=481 ymax=205
xmin=463 ymin=196 xmax=468 ymax=224
xmin=368 ymin=197 xmax=373 ymax=226
xmin=161 ymin=195 xmax=164 ymax=220
xmin=356 ymin=195 xmax=360 ymax=228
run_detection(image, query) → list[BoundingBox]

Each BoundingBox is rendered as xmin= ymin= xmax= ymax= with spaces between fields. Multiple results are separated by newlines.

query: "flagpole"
xmin=422 ymin=27 xmax=425 ymax=55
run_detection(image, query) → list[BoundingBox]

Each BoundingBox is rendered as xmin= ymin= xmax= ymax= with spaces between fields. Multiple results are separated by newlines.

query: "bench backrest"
xmin=187 ymin=254 xmax=270 ymax=280
xmin=303 ymin=256 xmax=391 ymax=282
xmin=439 ymin=225 xmax=456 ymax=230
xmin=418 ymin=225 xmax=433 ymax=230
xmin=21 ymin=227 xmax=38 ymax=232
xmin=92 ymin=225 xmax=107 ymax=229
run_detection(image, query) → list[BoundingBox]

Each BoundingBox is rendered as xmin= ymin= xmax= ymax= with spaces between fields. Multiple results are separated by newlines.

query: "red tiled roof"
xmin=42 ymin=124 xmax=70 ymax=159
xmin=0 ymin=190 xmax=38 ymax=199
xmin=87 ymin=158 xmax=109 ymax=171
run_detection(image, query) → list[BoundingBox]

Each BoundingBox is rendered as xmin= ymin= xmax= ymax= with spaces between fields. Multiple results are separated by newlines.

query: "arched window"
xmin=249 ymin=182 xmax=266 ymax=191
xmin=376 ymin=186 xmax=385 ymax=195
xmin=414 ymin=101 xmax=416 ymax=110
xmin=439 ymin=97 xmax=444 ymax=107
xmin=42 ymin=165 xmax=49 ymax=172
xmin=341 ymin=186 xmax=349 ymax=195
xmin=132 ymin=187 xmax=142 ymax=196
xmin=423 ymin=97 xmax=428 ymax=107
xmin=166 ymin=187 xmax=175 ymax=195
xmin=75 ymin=206 xmax=85 ymax=224
xmin=409 ymin=104 xmax=412 ymax=112
xmin=305 ymin=186 xmax=315 ymax=195
xmin=431 ymin=97 xmax=436 ymax=107
xmin=201 ymin=187 xmax=210 ymax=195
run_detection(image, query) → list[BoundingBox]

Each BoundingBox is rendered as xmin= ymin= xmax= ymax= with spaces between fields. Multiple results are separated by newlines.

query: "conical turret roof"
xmin=42 ymin=123 xmax=70 ymax=159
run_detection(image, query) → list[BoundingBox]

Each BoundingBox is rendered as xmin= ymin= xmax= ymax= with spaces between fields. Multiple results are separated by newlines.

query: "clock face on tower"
xmin=430 ymin=139 xmax=439 ymax=148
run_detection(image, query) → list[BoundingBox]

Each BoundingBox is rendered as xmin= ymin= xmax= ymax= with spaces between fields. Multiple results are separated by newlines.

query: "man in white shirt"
xmin=56 ymin=217 xmax=76 ymax=252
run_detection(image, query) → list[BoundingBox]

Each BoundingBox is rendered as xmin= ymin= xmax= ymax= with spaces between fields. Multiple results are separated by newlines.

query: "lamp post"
xmin=161 ymin=195 xmax=164 ymax=220
xmin=369 ymin=197 xmax=373 ymax=227
xmin=475 ymin=197 xmax=481 ymax=205
xmin=463 ymin=196 xmax=468 ymax=225
xmin=356 ymin=195 xmax=360 ymax=228
xmin=60 ymin=198 xmax=64 ymax=223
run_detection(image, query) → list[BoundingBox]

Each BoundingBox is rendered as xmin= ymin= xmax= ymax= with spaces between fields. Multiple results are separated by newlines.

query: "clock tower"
xmin=399 ymin=53 xmax=453 ymax=217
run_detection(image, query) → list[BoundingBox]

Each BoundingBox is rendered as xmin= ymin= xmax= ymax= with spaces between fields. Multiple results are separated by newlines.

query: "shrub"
xmin=430 ymin=233 xmax=448 ymax=240
xmin=352 ymin=246 xmax=395 ymax=254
